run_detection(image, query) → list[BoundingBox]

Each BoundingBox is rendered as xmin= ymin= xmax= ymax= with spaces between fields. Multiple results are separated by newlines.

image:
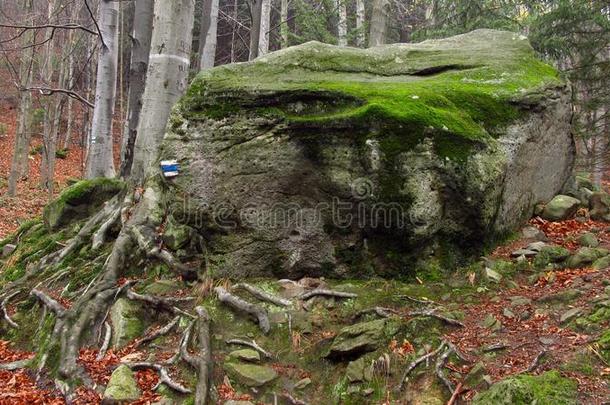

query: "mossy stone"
xmin=228 ymin=349 xmax=261 ymax=363
xmin=43 ymin=178 xmax=125 ymax=230
xmin=541 ymin=195 xmax=581 ymax=222
xmin=162 ymin=221 xmax=193 ymax=251
xmin=592 ymin=255 xmax=610 ymax=270
xmin=143 ymin=279 xmax=185 ymax=295
xmin=110 ymin=298 xmax=146 ymax=348
xmin=566 ymin=247 xmax=609 ymax=268
xmin=577 ymin=232 xmax=599 ymax=248
xmin=224 ymin=362 xmax=278 ymax=387
xmin=345 ymin=356 xmax=373 ymax=382
xmin=325 ymin=319 xmax=389 ymax=358
xmin=472 ymin=370 xmax=577 ymax=405
xmin=103 ymin=365 xmax=141 ymax=402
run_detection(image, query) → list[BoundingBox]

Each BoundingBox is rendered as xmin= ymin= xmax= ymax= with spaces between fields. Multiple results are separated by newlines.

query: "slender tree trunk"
xmin=355 ymin=0 xmax=365 ymax=47
xmin=249 ymin=0 xmax=262 ymax=60
xmin=231 ymin=0 xmax=238 ymax=61
xmin=337 ymin=0 xmax=347 ymax=46
xmin=131 ymin=0 xmax=196 ymax=183
xmin=119 ymin=0 xmax=154 ymax=178
xmin=369 ymin=0 xmax=389 ymax=47
xmin=198 ymin=0 xmax=219 ymax=70
xmin=64 ymin=43 xmax=75 ymax=149
xmin=280 ymin=0 xmax=289 ymax=48
xmin=86 ymin=0 xmax=120 ymax=179
xmin=7 ymin=0 xmax=34 ymax=197
xmin=258 ymin=0 xmax=271 ymax=55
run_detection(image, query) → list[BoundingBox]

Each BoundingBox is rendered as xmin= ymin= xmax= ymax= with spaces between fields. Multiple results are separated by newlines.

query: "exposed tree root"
xmin=397 ymin=342 xmax=446 ymax=391
xmin=125 ymin=289 xmax=194 ymax=315
xmin=91 ymin=206 xmax=122 ymax=250
xmin=215 ymin=287 xmax=270 ymax=334
xmin=435 ymin=346 xmax=455 ymax=393
xmin=179 ymin=321 xmax=199 ymax=368
xmin=130 ymin=225 xmax=191 ymax=274
xmin=125 ymin=362 xmax=191 ymax=394
xmin=299 ymin=289 xmax=357 ymax=300
xmin=233 ymin=283 xmax=292 ymax=307
xmin=138 ymin=315 xmax=180 ymax=347
xmin=353 ymin=306 xmax=399 ymax=320
xmin=31 ymin=289 xmax=66 ymax=317
xmin=282 ymin=392 xmax=309 ymax=405
xmin=399 ymin=295 xmax=438 ymax=305
xmin=194 ymin=306 xmax=212 ymax=405
xmin=0 ymin=359 xmax=31 ymax=370
xmin=226 ymin=338 xmax=273 ymax=359
xmin=96 ymin=322 xmax=112 ymax=361
xmin=1 ymin=290 xmax=20 ymax=328
xmin=406 ymin=309 xmax=465 ymax=327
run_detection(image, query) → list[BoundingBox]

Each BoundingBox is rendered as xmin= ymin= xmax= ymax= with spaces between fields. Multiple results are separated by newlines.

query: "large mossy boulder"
xmin=325 ymin=319 xmax=390 ymax=358
xmin=162 ymin=29 xmax=573 ymax=278
xmin=43 ymin=178 xmax=125 ymax=230
xmin=472 ymin=370 xmax=577 ymax=405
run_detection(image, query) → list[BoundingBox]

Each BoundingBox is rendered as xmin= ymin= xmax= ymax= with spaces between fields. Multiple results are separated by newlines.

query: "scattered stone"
xmin=103 ymin=365 xmax=141 ymax=402
xmin=325 ymin=319 xmax=389 ymax=358
xmin=560 ymin=307 xmax=583 ymax=324
xmin=534 ymin=246 xmax=570 ymax=267
xmin=346 ymin=357 xmax=373 ymax=383
xmin=110 ymin=298 xmax=145 ymax=348
xmin=590 ymin=192 xmax=610 ymax=221
xmin=143 ymin=279 xmax=185 ymax=295
xmin=294 ymin=377 xmax=311 ymax=390
xmin=577 ymin=232 xmax=599 ymax=248
xmin=539 ymin=336 xmax=556 ymax=345
xmin=521 ymin=226 xmax=549 ymax=242
xmin=481 ymin=314 xmax=502 ymax=331
xmin=566 ymin=247 xmax=609 ymax=268
xmin=503 ymin=308 xmax=515 ymax=319
xmin=526 ymin=241 xmax=547 ymax=252
xmin=510 ymin=249 xmax=537 ymax=258
xmin=1 ymin=244 xmax=16 ymax=258
xmin=541 ymin=195 xmax=581 ymax=221
xmin=592 ymin=255 xmax=610 ymax=270
xmin=537 ymin=289 xmax=582 ymax=304
xmin=229 ymin=349 xmax=261 ymax=363
xmin=575 ymin=174 xmax=594 ymax=191
xmin=484 ymin=267 xmax=502 ymax=283
xmin=519 ymin=311 xmax=532 ymax=320
xmin=224 ymin=363 xmax=278 ymax=387
xmin=465 ymin=363 xmax=488 ymax=390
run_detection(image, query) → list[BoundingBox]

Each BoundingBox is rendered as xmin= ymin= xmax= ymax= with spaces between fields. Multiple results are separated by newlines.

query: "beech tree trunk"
xmin=369 ymin=0 xmax=389 ymax=47
xmin=198 ymin=0 xmax=219 ymax=70
xmin=119 ymin=0 xmax=154 ymax=178
xmin=337 ymin=0 xmax=347 ymax=46
xmin=131 ymin=0 xmax=196 ymax=183
xmin=258 ymin=0 xmax=271 ymax=55
xmin=280 ymin=0 xmax=289 ymax=48
xmin=86 ymin=0 xmax=120 ymax=179
xmin=355 ymin=0 xmax=365 ymax=47
xmin=249 ymin=0 xmax=262 ymax=60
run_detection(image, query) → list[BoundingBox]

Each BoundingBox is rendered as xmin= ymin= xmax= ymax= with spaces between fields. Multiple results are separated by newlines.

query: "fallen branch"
xmin=96 ymin=322 xmax=112 ymax=360
xmin=282 ymin=392 xmax=309 ymax=405
xmin=299 ymin=289 xmax=357 ymax=300
xmin=226 ymin=339 xmax=272 ymax=359
xmin=215 ymin=287 xmax=270 ymax=334
xmin=0 ymin=359 xmax=31 ymax=370
xmin=233 ymin=283 xmax=292 ymax=307
xmin=1 ymin=291 xmax=20 ymax=328
xmin=397 ymin=342 xmax=446 ymax=391
xmin=125 ymin=362 xmax=191 ymax=394
xmin=436 ymin=347 xmax=455 ymax=393
xmin=407 ymin=309 xmax=464 ymax=327
xmin=138 ymin=316 xmax=180 ymax=347
xmin=447 ymin=382 xmax=464 ymax=405
xmin=194 ymin=306 xmax=212 ymax=405
xmin=31 ymin=289 xmax=66 ymax=317
xmin=482 ymin=342 xmax=509 ymax=353
xmin=525 ymin=350 xmax=546 ymax=373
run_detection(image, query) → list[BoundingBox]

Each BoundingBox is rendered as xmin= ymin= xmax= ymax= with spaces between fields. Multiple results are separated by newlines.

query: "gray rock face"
xmin=326 ymin=319 xmax=388 ymax=358
xmin=161 ymin=29 xmax=573 ymax=278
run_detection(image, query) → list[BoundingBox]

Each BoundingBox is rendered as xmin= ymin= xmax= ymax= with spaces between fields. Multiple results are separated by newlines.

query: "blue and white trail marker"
xmin=161 ymin=160 xmax=180 ymax=178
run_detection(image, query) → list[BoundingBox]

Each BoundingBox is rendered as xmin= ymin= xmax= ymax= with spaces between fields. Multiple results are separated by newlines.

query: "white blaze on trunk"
xmin=337 ymin=0 xmax=347 ymax=46
xmin=355 ymin=0 xmax=365 ymax=47
xmin=131 ymin=0 xmax=196 ymax=183
xmin=369 ymin=0 xmax=389 ymax=47
xmin=86 ymin=0 xmax=120 ymax=178
xmin=258 ymin=0 xmax=271 ymax=55
xmin=199 ymin=0 xmax=219 ymax=69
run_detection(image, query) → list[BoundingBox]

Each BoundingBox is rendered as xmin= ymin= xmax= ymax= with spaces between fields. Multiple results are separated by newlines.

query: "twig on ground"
xmin=354 ymin=306 xmax=400 ymax=320
xmin=299 ymin=289 xmax=357 ymax=300
xmin=436 ymin=347 xmax=455 ymax=393
xmin=1 ymin=291 xmax=20 ymax=328
xmin=233 ymin=283 xmax=292 ymax=307
xmin=138 ymin=316 xmax=180 ymax=347
xmin=96 ymin=322 xmax=112 ymax=360
xmin=215 ymin=287 xmax=270 ymax=333
xmin=525 ymin=350 xmax=546 ymax=373
xmin=447 ymin=382 xmax=464 ymax=405
xmin=226 ymin=339 xmax=273 ymax=359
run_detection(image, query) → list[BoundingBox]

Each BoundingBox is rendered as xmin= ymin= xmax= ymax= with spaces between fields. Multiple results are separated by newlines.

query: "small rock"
xmin=566 ymin=247 xmax=609 ymax=268
xmin=224 ymin=363 xmax=278 ymax=387
xmin=484 ymin=267 xmax=502 ymax=283
xmin=1 ymin=244 xmax=16 ymax=258
xmin=537 ymin=289 xmax=582 ymax=304
xmin=521 ymin=226 xmax=549 ymax=242
xmin=229 ymin=349 xmax=261 ymax=363
xmin=362 ymin=388 xmax=374 ymax=396
xmin=577 ymin=232 xmax=599 ymax=248
xmin=277 ymin=280 xmax=305 ymax=299
xmin=539 ymin=336 xmax=556 ymax=345
xmin=110 ymin=298 xmax=145 ymax=348
xmin=465 ymin=363 xmax=487 ymax=390
xmin=511 ymin=249 xmax=537 ymax=258
xmin=294 ymin=377 xmax=311 ymax=390
xmin=526 ymin=241 xmax=547 ymax=252
xmin=560 ymin=307 xmax=583 ymax=324
xmin=503 ymin=308 xmax=515 ymax=319
xmin=593 ymin=255 xmax=610 ymax=270
xmin=325 ymin=319 xmax=388 ymax=358
xmin=541 ymin=195 xmax=581 ymax=221
xmin=509 ymin=296 xmax=532 ymax=306
xmin=346 ymin=357 xmax=373 ymax=382
xmin=519 ymin=311 xmax=531 ymax=320
xmin=481 ymin=314 xmax=502 ymax=331
xmin=103 ymin=365 xmax=141 ymax=402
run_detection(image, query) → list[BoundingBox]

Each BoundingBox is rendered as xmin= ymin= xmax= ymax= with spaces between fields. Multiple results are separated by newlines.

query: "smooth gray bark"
xmin=280 ymin=0 xmax=289 ymax=48
xmin=355 ymin=0 xmax=365 ymax=47
xmin=337 ymin=0 xmax=347 ymax=46
xmin=258 ymin=0 xmax=271 ymax=55
xmin=198 ymin=0 xmax=219 ymax=69
xmin=131 ymin=0 xmax=196 ymax=183
xmin=369 ymin=0 xmax=389 ymax=47
xmin=119 ymin=0 xmax=154 ymax=178
xmin=86 ymin=0 xmax=120 ymax=179
xmin=249 ymin=0 xmax=262 ymax=60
